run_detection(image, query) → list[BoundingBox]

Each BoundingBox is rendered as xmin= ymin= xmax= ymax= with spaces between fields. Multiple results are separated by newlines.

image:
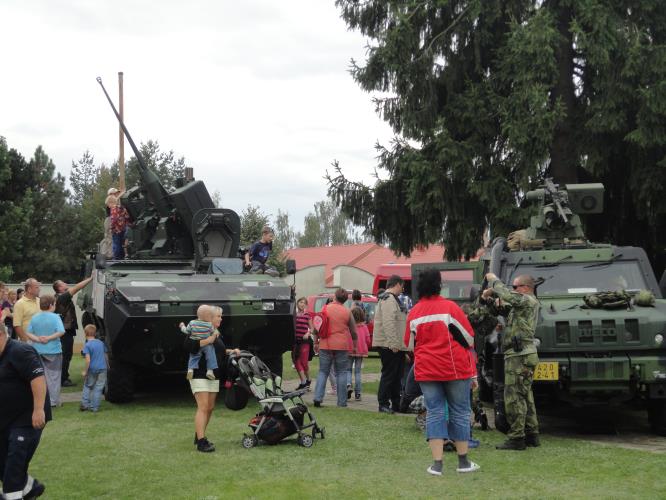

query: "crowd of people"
xmin=291 ymin=269 xmax=541 ymax=476
xmin=0 ymin=260 xmax=541 ymax=497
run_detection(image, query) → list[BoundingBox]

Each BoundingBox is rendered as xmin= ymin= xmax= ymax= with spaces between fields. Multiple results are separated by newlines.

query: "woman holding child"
xmin=183 ymin=305 xmax=240 ymax=453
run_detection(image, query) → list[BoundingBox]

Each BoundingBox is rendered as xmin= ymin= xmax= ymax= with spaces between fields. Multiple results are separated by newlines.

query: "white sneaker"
xmin=426 ymin=465 xmax=442 ymax=476
xmin=456 ymin=461 xmax=480 ymax=473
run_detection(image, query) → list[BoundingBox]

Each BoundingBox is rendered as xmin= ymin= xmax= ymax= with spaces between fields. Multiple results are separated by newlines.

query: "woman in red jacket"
xmin=404 ymin=268 xmax=480 ymax=476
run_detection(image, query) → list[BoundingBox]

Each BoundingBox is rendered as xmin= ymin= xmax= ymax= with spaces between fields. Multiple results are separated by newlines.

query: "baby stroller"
xmin=229 ymin=351 xmax=324 ymax=448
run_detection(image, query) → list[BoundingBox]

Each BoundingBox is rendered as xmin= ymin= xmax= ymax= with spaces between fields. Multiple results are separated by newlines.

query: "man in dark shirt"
xmin=243 ymin=226 xmax=279 ymax=277
xmin=0 ymin=319 xmax=50 ymax=499
xmin=53 ymin=277 xmax=92 ymax=387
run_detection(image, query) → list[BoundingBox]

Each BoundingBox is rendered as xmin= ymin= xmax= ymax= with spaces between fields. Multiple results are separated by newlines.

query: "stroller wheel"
xmin=297 ymin=434 xmax=314 ymax=448
xmin=241 ymin=434 xmax=258 ymax=449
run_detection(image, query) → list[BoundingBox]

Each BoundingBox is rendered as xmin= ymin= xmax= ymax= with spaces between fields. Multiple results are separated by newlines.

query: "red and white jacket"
xmin=404 ymin=295 xmax=477 ymax=382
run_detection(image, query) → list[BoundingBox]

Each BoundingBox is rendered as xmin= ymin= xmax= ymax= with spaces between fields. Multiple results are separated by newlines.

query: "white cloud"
xmin=0 ymin=0 xmax=395 ymax=229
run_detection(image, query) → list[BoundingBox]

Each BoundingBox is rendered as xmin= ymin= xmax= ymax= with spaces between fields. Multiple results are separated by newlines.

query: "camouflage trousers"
xmin=504 ymin=353 xmax=539 ymax=439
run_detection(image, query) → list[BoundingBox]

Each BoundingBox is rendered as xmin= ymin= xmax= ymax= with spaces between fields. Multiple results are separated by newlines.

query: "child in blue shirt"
xmin=179 ymin=305 xmax=217 ymax=380
xmin=80 ymin=324 xmax=108 ymax=412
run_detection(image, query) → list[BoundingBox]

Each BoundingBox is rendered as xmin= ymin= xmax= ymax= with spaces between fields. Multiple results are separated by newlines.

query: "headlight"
xmin=655 ymin=334 xmax=664 ymax=346
xmin=145 ymin=303 xmax=159 ymax=313
xmin=262 ymin=302 xmax=275 ymax=311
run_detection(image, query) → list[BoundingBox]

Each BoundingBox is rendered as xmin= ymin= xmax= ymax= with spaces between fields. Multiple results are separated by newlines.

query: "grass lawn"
xmin=33 ymin=391 xmax=665 ymax=499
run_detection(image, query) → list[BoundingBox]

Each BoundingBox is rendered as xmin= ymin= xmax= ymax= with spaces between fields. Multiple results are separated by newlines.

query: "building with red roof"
xmin=285 ymin=243 xmax=450 ymax=297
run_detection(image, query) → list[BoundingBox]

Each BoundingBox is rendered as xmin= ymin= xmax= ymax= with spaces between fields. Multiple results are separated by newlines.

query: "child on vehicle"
xmin=80 ymin=324 xmax=109 ymax=412
xmin=180 ymin=305 xmax=217 ymax=380
xmin=347 ymin=307 xmax=371 ymax=400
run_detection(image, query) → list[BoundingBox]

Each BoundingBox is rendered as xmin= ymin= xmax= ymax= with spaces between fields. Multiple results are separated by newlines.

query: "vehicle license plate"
xmin=534 ymin=362 xmax=559 ymax=381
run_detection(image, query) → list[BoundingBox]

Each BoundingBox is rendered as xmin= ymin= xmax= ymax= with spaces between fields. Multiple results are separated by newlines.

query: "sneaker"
xmin=305 ymin=379 xmax=312 ymax=391
xmin=206 ymin=369 xmax=215 ymax=380
xmin=186 ymin=369 xmax=194 ymax=380
xmin=79 ymin=405 xmax=89 ymax=412
xmin=426 ymin=465 xmax=442 ymax=476
xmin=24 ymin=478 xmax=46 ymax=499
xmin=313 ymin=400 xmax=322 ymax=408
xmin=378 ymin=406 xmax=394 ymax=414
xmin=355 ymin=393 xmax=361 ymax=401
xmin=196 ymin=438 xmax=215 ymax=453
xmin=346 ymin=384 xmax=352 ymax=399
xmin=456 ymin=461 xmax=480 ymax=473
xmin=296 ymin=382 xmax=307 ymax=390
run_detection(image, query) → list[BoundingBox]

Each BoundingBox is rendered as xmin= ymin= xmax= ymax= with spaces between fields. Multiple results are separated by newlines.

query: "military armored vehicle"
xmin=78 ymin=78 xmax=296 ymax=402
xmin=412 ymin=180 xmax=666 ymax=434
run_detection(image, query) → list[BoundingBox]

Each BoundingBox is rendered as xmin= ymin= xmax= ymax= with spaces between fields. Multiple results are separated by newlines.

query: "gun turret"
xmin=521 ymin=178 xmax=604 ymax=248
xmin=96 ymin=77 xmax=240 ymax=269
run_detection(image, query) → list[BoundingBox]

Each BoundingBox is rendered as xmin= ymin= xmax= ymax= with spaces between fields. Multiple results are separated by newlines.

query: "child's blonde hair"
xmin=84 ymin=324 xmax=97 ymax=337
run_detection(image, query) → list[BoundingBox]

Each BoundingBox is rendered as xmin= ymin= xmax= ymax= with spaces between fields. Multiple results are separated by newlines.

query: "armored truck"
xmin=78 ymin=78 xmax=296 ymax=402
xmin=412 ymin=180 xmax=666 ymax=434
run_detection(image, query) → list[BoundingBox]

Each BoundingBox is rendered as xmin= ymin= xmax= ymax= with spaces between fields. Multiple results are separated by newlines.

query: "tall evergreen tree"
xmin=329 ymin=0 xmax=666 ymax=274
xmin=112 ymin=140 xmax=187 ymax=192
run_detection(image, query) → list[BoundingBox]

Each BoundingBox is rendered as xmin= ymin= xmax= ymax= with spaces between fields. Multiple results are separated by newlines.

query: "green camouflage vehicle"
xmin=412 ymin=180 xmax=666 ymax=435
xmin=78 ymin=78 xmax=296 ymax=402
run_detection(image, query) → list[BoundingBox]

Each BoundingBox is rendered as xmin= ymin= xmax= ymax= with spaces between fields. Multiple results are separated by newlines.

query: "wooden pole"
xmin=118 ymin=71 xmax=125 ymax=192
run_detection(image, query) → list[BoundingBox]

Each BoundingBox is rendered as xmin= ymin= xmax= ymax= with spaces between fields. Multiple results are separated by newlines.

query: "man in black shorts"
xmin=0 ymin=319 xmax=50 ymax=499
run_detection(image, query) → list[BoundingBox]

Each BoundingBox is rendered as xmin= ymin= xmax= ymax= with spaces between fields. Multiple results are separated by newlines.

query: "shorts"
xmin=189 ymin=378 xmax=219 ymax=394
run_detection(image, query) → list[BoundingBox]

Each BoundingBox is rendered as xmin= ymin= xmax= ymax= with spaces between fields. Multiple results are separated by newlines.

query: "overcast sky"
xmin=0 ymin=0 xmax=395 ymax=231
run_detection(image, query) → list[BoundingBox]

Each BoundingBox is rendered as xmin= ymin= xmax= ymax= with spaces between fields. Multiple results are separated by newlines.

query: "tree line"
xmin=0 ymin=136 xmax=366 ymax=283
xmin=328 ymin=0 xmax=666 ymax=277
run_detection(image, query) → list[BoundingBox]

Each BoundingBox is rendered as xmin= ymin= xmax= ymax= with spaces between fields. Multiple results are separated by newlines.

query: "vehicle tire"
xmin=105 ymin=358 xmax=135 ymax=403
xmin=297 ymin=434 xmax=314 ymax=448
xmin=648 ymin=401 xmax=666 ymax=436
xmin=241 ymin=434 xmax=258 ymax=449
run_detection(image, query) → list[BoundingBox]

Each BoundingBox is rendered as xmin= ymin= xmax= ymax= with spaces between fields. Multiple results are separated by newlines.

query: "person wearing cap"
xmin=100 ymin=188 xmax=121 ymax=259
xmin=12 ymin=279 xmax=41 ymax=343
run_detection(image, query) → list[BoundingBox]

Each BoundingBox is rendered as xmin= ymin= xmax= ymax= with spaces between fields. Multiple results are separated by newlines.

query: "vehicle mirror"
xmin=286 ymin=259 xmax=296 ymax=275
xmin=95 ymin=253 xmax=107 ymax=270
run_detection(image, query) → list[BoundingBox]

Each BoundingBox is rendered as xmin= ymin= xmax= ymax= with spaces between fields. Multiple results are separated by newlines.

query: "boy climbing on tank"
xmin=244 ymin=225 xmax=279 ymax=277
xmin=180 ymin=305 xmax=218 ymax=380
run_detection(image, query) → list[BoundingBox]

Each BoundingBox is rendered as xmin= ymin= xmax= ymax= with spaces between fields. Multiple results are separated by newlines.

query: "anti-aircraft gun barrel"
xmin=96 ymin=77 xmax=172 ymax=218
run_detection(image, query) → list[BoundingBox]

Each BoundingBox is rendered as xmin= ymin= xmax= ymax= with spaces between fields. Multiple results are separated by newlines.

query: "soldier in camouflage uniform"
xmin=484 ymin=273 xmax=540 ymax=450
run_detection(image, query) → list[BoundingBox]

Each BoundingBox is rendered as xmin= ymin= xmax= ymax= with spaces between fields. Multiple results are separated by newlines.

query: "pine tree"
xmin=329 ymin=0 xmax=666 ymax=273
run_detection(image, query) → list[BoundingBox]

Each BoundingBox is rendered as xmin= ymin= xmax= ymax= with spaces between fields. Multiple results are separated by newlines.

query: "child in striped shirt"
xmin=180 ymin=305 xmax=217 ymax=380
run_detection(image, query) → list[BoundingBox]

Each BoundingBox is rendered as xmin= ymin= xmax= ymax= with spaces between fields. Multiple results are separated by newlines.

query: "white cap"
xmin=107 ymin=187 xmax=120 ymax=195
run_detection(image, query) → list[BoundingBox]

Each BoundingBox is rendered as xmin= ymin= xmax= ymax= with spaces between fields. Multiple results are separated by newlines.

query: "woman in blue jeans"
xmin=404 ymin=269 xmax=480 ymax=475
xmin=313 ymin=288 xmax=357 ymax=407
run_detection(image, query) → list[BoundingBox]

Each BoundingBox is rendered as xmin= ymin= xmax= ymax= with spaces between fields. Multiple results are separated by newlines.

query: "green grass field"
xmin=42 ymin=356 xmax=665 ymax=499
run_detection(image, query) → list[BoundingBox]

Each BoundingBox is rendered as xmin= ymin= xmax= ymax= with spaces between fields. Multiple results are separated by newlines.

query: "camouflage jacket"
xmin=487 ymin=278 xmax=539 ymax=358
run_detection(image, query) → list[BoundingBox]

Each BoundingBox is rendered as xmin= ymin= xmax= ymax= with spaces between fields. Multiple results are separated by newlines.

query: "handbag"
xmin=313 ymin=305 xmax=330 ymax=339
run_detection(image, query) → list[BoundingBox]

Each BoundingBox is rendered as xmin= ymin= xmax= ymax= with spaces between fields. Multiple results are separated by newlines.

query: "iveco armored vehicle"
xmin=412 ymin=180 xmax=666 ymax=434
xmin=78 ymin=78 xmax=296 ymax=402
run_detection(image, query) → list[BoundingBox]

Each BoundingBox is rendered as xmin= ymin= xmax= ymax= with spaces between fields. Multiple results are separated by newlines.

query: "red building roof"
xmin=285 ymin=243 xmax=449 ymax=287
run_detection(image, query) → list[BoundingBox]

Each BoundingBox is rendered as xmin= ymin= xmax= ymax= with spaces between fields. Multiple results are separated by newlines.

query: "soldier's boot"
xmin=525 ymin=433 xmax=541 ymax=447
xmin=496 ymin=438 xmax=526 ymax=450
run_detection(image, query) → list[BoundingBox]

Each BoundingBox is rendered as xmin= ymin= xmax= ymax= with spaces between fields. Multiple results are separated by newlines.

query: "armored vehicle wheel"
xmin=297 ymin=434 xmax=314 ymax=448
xmin=648 ymin=401 xmax=666 ymax=436
xmin=105 ymin=359 xmax=135 ymax=403
xmin=241 ymin=434 xmax=258 ymax=449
